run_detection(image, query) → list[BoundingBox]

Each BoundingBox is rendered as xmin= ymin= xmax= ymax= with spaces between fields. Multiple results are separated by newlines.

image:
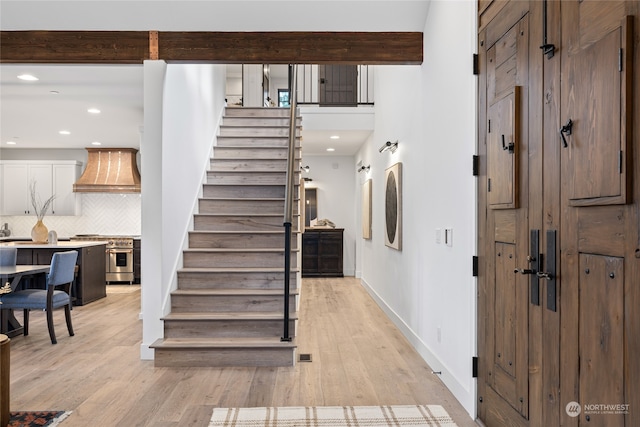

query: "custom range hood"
xmin=73 ymin=148 xmax=141 ymax=193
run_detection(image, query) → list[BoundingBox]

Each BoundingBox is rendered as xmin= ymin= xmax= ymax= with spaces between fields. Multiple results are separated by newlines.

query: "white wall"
xmin=140 ymin=62 xmax=227 ymax=358
xmin=303 ymin=155 xmax=357 ymax=276
xmin=355 ymin=0 xmax=477 ymax=418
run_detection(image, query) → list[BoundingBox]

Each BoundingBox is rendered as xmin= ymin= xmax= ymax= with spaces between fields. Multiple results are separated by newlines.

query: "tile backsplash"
xmin=1 ymin=193 xmax=141 ymax=238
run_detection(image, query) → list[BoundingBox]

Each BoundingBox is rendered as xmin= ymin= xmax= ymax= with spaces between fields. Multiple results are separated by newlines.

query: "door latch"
xmin=501 ymin=134 xmax=515 ymax=153
xmin=560 ymin=119 xmax=573 ymax=148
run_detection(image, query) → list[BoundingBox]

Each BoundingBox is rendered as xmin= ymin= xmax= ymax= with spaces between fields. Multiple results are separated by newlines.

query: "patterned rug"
xmin=8 ymin=411 xmax=71 ymax=427
xmin=210 ymin=405 xmax=458 ymax=426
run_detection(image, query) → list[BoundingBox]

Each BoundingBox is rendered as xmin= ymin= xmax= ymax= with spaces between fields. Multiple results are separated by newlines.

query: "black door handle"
xmin=501 ymin=134 xmax=515 ymax=153
xmin=560 ymin=119 xmax=573 ymax=147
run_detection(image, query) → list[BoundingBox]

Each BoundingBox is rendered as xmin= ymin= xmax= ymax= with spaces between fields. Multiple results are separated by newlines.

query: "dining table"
xmin=0 ymin=264 xmax=50 ymax=337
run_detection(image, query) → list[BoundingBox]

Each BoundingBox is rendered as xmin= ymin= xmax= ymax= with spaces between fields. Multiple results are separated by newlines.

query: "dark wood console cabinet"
xmin=302 ymin=228 xmax=344 ymax=277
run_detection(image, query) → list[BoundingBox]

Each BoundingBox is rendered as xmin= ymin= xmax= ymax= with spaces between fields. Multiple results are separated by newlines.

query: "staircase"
xmin=151 ymin=107 xmax=301 ymax=367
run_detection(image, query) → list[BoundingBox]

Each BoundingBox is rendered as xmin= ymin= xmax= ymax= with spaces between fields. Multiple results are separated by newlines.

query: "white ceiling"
xmin=0 ymin=0 xmax=429 ymax=156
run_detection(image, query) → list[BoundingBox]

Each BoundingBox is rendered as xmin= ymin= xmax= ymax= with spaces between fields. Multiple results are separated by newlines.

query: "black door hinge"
xmin=472 ymin=356 xmax=478 ymax=378
xmin=472 ymin=256 xmax=479 ymax=276
xmin=473 ymin=155 xmax=479 ymax=176
xmin=473 ymin=54 xmax=479 ymax=75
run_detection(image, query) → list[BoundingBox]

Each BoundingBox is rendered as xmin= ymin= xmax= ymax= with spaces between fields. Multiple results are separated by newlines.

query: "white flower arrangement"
xmin=30 ymin=181 xmax=55 ymax=221
xmin=0 ymin=282 xmax=11 ymax=303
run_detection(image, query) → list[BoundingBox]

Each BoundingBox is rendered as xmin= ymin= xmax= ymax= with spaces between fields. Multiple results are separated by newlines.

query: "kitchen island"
xmin=0 ymin=241 xmax=107 ymax=305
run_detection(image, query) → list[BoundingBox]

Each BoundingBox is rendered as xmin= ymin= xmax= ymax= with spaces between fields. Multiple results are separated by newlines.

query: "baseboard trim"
xmin=359 ymin=277 xmax=476 ymax=419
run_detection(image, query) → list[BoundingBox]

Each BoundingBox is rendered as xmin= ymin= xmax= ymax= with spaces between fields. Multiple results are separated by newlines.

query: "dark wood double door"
xmin=477 ymin=1 xmax=639 ymax=426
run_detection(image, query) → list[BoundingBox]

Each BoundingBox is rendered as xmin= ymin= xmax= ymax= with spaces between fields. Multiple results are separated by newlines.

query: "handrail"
xmin=281 ymin=64 xmax=298 ymax=342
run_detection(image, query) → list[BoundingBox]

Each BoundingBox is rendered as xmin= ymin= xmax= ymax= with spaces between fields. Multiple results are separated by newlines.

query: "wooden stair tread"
xmin=172 ymin=289 xmax=299 ymax=296
xmin=162 ymin=312 xmax=299 ymax=321
xmin=151 ymin=337 xmax=296 ymax=349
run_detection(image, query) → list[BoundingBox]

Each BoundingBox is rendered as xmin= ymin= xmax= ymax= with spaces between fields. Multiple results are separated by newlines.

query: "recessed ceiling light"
xmin=59 ymin=130 xmax=71 ymax=135
xmin=87 ymin=108 xmax=101 ymax=114
xmin=17 ymin=74 xmax=39 ymax=81
xmin=6 ymin=141 xmax=17 ymax=145
xmin=91 ymin=141 xmax=102 ymax=146
xmin=326 ymin=148 xmax=336 ymax=152
xmin=330 ymin=135 xmax=340 ymax=139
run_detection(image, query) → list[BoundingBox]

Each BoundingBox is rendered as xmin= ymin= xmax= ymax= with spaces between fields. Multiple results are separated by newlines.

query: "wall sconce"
xmin=378 ymin=140 xmax=399 ymax=153
xmin=300 ymin=165 xmax=310 ymax=172
xmin=357 ymin=165 xmax=370 ymax=173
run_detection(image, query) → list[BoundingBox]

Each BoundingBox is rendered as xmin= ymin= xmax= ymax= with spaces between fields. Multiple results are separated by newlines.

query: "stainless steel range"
xmin=71 ymin=235 xmax=135 ymax=284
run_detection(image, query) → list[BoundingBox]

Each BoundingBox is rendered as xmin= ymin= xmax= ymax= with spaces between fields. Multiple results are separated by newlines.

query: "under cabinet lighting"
xmin=17 ymin=74 xmax=38 ymax=81
xmin=326 ymin=148 xmax=335 ymax=152
xmin=330 ymin=135 xmax=340 ymax=140
xmin=6 ymin=141 xmax=17 ymax=145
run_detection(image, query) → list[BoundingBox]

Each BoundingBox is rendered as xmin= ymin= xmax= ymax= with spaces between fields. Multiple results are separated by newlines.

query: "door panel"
xmin=488 ymin=88 xmax=520 ymax=208
xmin=563 ymin=17 xmax=633 ymax=206
xmin=579 ymin=254 xmax=624 ymax=427
xmin=479 ymin=10 xmax=530 ymax=423
xmin=560 ymin=2 xmax=637 ymax=427
xmin=319 ymin=65 xmax=357 ymax=106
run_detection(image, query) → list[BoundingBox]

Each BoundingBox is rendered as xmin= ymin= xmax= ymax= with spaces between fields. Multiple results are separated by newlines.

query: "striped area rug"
xmin=210 ymin=405 xmax=458 ymax=426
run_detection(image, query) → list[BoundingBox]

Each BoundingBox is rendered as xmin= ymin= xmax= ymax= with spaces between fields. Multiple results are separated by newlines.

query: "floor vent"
xmin=299 ymin=353 xmax=312 ymax=362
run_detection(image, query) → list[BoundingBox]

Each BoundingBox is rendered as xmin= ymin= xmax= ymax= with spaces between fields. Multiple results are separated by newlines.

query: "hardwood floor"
xmin=7 ymin=278 xmax=476 ymax=426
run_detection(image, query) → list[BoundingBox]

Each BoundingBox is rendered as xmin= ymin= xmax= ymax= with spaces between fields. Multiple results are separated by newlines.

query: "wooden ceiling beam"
xmin=0 ymin=31 xmax=150 ymax=63
xmin=0 ymin=31 xmax=422 ymax=64
xmin=158 ymin=32 xmax=423 ymax=64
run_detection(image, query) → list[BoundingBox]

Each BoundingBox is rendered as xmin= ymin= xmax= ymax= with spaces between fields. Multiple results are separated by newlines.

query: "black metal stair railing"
xmin=281 ymin=64 xmax=298 ymax=342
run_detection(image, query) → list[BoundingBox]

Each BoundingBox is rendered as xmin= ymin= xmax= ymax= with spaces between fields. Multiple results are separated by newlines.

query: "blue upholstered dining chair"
xmin=0 ymin=250 xmax=78 ymax=344
xmin=0 ymin=247 xmax=17 ymax=267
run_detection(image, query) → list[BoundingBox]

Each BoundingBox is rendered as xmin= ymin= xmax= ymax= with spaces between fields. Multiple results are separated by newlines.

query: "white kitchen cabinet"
xmin=52 ymin=163 xmax=82 ymax=215
xmin=0 ymin=161 xmax=82 ymax=216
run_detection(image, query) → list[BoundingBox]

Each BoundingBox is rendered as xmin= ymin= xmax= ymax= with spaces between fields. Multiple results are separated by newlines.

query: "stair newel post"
xmin=282 ymin=64 xmax=298 ymax=343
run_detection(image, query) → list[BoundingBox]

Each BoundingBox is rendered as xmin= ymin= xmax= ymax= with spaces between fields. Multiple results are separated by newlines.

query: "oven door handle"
xmin=108 ymin=249 xmax=133 ymax=254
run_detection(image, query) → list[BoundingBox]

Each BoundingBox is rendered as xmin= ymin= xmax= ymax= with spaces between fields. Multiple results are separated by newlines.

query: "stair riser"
xmin=164 ymin=319 xmax=297 ymax=338
xmin=199 ymin=199 xmax=299 ymax=215
xmin=183 ymin=251 xmax=298 ymax=268
xmin=154 ymin=348 xmax=295 ymax=367
xmin=203 ymin=184 xmax=286 ymax=198
xmin=189 ymin=232 xmax=298 ymax=249
xmin=177 ymin=271 xmax=298 ymax=290
xmin=222 ymin=117 xmax=301 ymax=127
xmin=216 ymin=137 xmax=299 ymax=147
xmin=213 ymin=147 xmax=301 ymax=159
xmin=206 ymin=172 xmax=298 ymax=186
xmin=171 ymin=295 xmax=297 ymax=313
xmin=224 ymin=107 xmax=293 ymax=118
xmin=210 ymin=159 xmax=295 ymax=171
xmin=194 ymin=215 xmax=299 ymax=232
xmin=219 ymin=127 xmax=301 ymax=137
